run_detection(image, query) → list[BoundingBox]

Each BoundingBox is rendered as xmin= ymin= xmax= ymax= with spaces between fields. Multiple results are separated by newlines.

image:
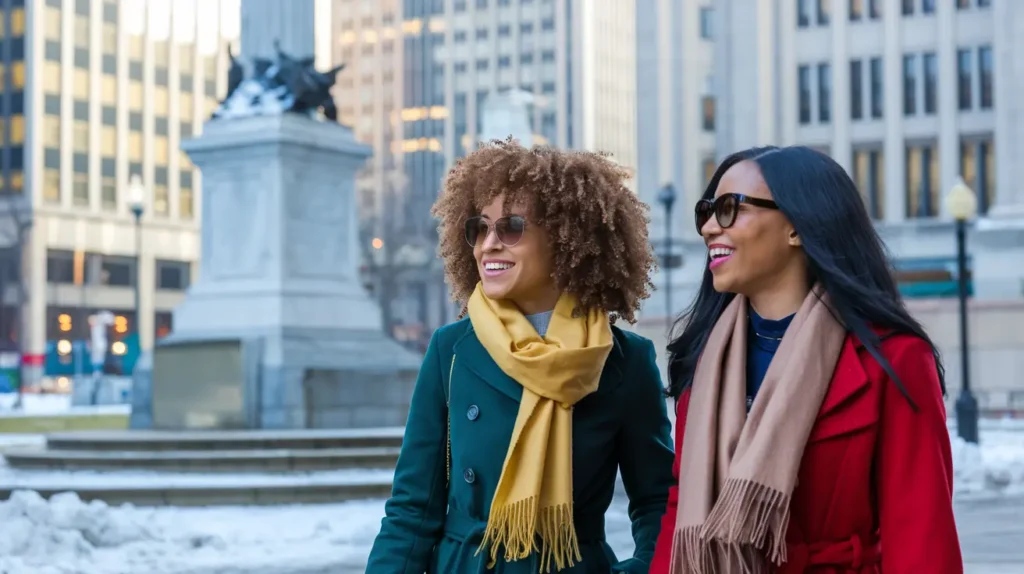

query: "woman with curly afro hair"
xmin=367 ymin=139 xmax=675 ymax=574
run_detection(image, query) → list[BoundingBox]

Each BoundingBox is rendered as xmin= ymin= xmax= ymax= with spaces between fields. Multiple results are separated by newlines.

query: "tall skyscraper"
xmin=3 ymin=0 xmax=237 ymax=386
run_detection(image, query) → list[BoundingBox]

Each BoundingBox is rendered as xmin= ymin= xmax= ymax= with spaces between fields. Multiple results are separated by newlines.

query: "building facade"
xmin=5 ymin=0 xmax=237 ymax=386
xmin=633 ymin=0 xmax=1024 ymax=412
xmin=635 ymin=0 xmax=716 ymax=319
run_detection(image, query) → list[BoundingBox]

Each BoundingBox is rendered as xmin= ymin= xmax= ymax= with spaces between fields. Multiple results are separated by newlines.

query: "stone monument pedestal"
xmin=137 ymin=114 xmax=420 ymax=430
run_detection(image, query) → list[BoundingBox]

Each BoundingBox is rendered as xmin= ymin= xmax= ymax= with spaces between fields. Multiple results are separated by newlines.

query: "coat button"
xmin=466 ymin=404 xmax=480 ymax=421
xmin=463 ymin=468 xmax=476 ymax=484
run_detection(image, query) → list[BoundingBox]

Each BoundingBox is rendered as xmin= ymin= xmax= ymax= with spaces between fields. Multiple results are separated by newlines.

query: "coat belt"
xmin=780 ymin=532 xmax=881 ymax=573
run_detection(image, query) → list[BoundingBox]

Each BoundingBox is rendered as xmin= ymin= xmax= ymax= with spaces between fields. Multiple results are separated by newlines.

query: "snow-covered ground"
xmin=951 ymin=427 xmax=1024 ymax=499
xmin=0 ymin=490 xmax=380 ymax=574
xmin=0 ymin=394 xmax=129 ymax=418
xmin=0 ymin=425 xmax=1020 ymax=573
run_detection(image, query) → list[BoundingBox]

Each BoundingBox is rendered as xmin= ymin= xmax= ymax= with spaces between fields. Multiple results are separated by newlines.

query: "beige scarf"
xmin=467 ymin=284 xmax=613 ymax=573
xmin=669 ymin=286 xmax=847 ymax=574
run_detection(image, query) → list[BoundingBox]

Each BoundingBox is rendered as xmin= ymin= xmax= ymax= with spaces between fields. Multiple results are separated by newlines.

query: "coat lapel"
xmin=453 ymin=327 xmax=524 ymax=403
xmin=808 ymin=336 xmax=875 ymax=443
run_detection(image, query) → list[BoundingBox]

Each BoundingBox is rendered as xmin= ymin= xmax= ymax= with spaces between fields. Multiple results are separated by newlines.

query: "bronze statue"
xmin=213 ymin=39 xmax=346 ymax=122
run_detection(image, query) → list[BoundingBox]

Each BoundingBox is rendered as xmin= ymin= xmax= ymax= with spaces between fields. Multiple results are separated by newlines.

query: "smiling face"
xmin=701 ymin=160 xmax=805 ymax=299
xmin=471 ymin=194 xmax=560 ymax=315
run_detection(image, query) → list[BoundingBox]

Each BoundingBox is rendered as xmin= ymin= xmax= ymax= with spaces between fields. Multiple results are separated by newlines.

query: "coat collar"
xmin=816 ymin=335 xmax=871 ymax=419
xmin=452 ymin=322 xmax=625 ymax=403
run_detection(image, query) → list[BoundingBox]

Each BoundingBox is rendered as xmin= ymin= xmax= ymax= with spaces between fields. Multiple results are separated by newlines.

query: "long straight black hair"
xmin=665 ymin=145 xmax=945 ymax=404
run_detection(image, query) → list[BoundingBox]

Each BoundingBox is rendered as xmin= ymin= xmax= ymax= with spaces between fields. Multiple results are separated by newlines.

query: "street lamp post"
xmin=945 ymin=177 xmax=979 ymax=445
xmin=128 ymin=176 xmax=146 ymax=356
xmin=657 ymin=184 xmax=677 ymax=332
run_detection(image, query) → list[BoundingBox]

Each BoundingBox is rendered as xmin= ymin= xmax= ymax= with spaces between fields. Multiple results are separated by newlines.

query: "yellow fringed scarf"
xmin=467 ymin=283 xmax=613 ymax=573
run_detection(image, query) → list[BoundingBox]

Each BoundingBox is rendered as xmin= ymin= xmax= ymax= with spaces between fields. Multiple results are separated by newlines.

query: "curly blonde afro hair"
xmin=431 ymin=138 xmax=656 ymax=323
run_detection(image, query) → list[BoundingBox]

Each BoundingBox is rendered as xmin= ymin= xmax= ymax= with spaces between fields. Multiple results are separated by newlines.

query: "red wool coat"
xmin=649 ymin=334 xmax=963 ymax=573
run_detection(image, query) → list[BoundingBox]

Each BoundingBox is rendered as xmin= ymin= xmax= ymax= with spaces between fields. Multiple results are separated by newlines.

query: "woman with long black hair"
xmin=649 ymin=146 xmax=962 ymax=573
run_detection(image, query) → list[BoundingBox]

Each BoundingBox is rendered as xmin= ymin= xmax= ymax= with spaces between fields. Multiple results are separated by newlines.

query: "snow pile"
xmin=951 ymin=428 xmax=1024 ymax=498
xmin=0 ymin=490 xmax=382 ymax=574
xmin=0 ymin=490 xmax=164 ymax=573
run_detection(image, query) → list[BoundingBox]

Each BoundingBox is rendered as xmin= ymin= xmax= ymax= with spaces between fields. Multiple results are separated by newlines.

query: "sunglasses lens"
xmin=717 ymin=195 xmax=739 ymax=228
xmin=464 ymin=218 xmax=486 ymax=246
xmin=695 ymin=201 xmax=713 ymax=232
xmin=496 ymin=215 xmax=526 ymax=246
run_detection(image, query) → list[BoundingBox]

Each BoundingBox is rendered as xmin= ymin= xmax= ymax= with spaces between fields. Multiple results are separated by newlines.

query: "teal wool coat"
xmin=366 ymin=318 xmax=675 ymax=573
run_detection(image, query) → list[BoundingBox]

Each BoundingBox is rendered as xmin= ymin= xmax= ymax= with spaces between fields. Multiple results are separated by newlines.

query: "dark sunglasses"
xmin=464 ymin=215 xmax=528 ymax=247
xmin=694 ymin=193 xmax=779 ymax=233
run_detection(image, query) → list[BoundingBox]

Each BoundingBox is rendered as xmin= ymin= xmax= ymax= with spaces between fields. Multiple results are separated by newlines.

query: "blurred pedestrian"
xmin=649 ymin=146 xmax=962 ymax=573
xmin=367 ymin=138 xmax=674 ymax=573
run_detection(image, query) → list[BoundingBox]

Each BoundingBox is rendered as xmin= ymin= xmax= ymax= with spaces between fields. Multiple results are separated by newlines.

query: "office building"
xmin=3 ymin=0 xmax=237 ymax=385
xmin=633 ymin=0 xmax=1024 ymax=414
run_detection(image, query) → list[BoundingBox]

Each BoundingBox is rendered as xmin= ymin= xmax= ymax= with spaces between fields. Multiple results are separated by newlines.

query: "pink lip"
xmin=481 ymin=260 xmax=515 ymax=277
xmin=706 ymin=244 xmax=735 ymax=271
xmin=708 ymin=255 xmax=733 ymax=270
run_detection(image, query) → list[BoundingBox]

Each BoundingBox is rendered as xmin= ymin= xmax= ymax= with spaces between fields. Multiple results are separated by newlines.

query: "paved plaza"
xmin=316 ymin=492 xmax=1024 ymax=574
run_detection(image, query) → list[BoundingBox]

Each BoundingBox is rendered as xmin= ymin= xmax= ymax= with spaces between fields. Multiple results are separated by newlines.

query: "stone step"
xmin=43 ymin=428 xmax=405 ymax=452
xmin=2 ymin=446 xmax=401 ymax=472
xmin=0 ymin=479 xmax=394 ymax=507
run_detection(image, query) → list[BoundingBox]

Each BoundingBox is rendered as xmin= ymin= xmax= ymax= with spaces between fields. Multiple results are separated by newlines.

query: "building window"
xmin=798 ymin=65 xmax=811 ymax=124
xmin=957 ymin=48 xmax=972 ymax=110
xmin=923 ymin=52 xmax=937 ymax=114
xmin=154 ymin=184 xmax=169 ymax=216
xmin=73 ymin=173 xmax=89 ymax=206
xmin=906 ymin=142 xmax=939 ymax=218
xmin=978 ymin=45 xmax=993 ymax=109
xmin=701 ymin=96 xmax=715 ymax=131
xmin=850 ymin=0 xmax=863 ymax=21
xmin=798 ymin=0 xmax=811 ymax=27
xmin=960 ymin=137 xmax=995 ymax=214
xmin=700 ymin=7 xmax=714 ymax=39
xmin=74 ymin=15 xmax=89 ymax=48
xmin=870 ymin=57 xmax=883 ymax=118
xmin=180 ymin=186 xmax=194 ymax=219
xmin=956 ymin=0 xmax=970 ymax=8
xmin=156 ymin=260 xmax=191 ymax=291
xmin=44 ymin=169 xmax=61 ymax=203
xmin=155 ymin=312 xmax=173 ymax=340
xmin=869 ymin=0 xmax=881 ymax=18
xmin=44 ymin=6 xmax=61 ymax=39
xmin=902 ymin=54 xmax=916 ymax=116
xmin=817 ymin=0 xmax=830 ymax=24
xmin=702 ymin=158 xmax=716 ymax=187
xmin=818 ymin=63 xmax=832 ymax=122
xmin=86 ymin=253 xmax=137 ymax=287
xmin=852 ymin=147 xmax=885 ymax=219
xmin=43 ymin=115 xmax=61 ymax=147
xmin=850 ymin=59 xmax=863 ymax=120
xmin=46 ymin=250 xmax=76 ymax=284
xmin=101 ymin=176 xmax=116 ymax=210
xmin=902 ymin=0 xmax=913 ymax=15
xmin=923 ymin=0 xmax=935 ymax=14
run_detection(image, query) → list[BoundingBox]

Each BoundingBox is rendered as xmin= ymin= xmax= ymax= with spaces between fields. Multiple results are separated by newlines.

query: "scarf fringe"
xmin=475 ymin=497 xmax=582 ymax=573
xmin=702 ymin=478 xmax=791 ymax=565
xmin=671 ymin=526 xmax=774 ymax=574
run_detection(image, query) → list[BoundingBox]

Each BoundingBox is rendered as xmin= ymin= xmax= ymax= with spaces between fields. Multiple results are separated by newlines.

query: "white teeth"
xmin=709 ymin=247 xmax=735 ymax=259
xmin=484 ymin=262 xmax=514 ymax=271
